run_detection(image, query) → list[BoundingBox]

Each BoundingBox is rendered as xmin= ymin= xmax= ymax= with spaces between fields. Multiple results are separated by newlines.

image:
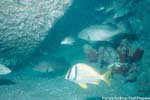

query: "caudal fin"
xmin=102 ymin=69 xmax=112 ymax=86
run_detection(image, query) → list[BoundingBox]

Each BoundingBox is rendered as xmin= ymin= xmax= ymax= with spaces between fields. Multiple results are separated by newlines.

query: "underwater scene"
xmin=0 ymin=0 xmax=150 ymax=100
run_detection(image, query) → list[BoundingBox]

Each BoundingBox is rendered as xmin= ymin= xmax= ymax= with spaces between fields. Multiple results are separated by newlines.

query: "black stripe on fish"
xmin=67 ymin=67 xmax=72 ymax=80
xmin=74 ymin=65 xmax=78 ymax=81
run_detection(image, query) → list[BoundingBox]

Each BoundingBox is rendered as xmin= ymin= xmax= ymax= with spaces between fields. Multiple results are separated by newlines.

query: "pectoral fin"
xmin=78 ymin=83 xmax=88 ymax=89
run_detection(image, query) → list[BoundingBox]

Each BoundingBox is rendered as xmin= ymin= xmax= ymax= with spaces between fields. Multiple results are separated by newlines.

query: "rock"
xmin=0 ymin=0 xmax=72 ymax=67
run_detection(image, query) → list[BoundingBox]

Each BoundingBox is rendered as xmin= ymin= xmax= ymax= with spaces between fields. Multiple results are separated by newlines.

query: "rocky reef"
xmin=0 ymin=0 xmax=72 ymax=67
xmin=83 ymin=38 xmax=144 ymax=83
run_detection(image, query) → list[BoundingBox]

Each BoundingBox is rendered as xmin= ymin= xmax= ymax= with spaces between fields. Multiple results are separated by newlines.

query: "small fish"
xmin=105 ymin=7 xmax=114 ymax=13
xmin=0 ymin=64 xmax=11 ymax=75
xmin=61 ymin=36 xmax=75 ymax=45
xmin=96 ymin=7 xmax=113 ymax=13
xmin=65 ymin=63 xmax=112 ymax=89
xmin=96 ymin=6 xmax=105 ymax=12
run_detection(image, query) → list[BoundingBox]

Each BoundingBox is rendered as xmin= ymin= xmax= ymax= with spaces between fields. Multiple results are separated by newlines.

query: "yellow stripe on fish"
xmin=65 ymin=63 xmax=112 ymax=88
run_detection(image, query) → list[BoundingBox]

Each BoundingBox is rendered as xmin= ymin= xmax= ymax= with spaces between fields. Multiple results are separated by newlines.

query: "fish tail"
xmin=102 ymin=69 xmax=112 ymax=86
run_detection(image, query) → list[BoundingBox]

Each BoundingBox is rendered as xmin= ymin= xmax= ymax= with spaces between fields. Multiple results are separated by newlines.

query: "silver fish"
xmin=78 ymin=24 xmax=125 ymax=42
xmin=61 ymin=36 xmax=75 ymax=45
xmin=0 ymin=64 xmax=11 ymax=75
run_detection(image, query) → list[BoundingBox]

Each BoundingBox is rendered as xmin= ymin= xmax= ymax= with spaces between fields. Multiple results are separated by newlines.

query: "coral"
xmin=110 ymin=62 xmax=138 ymax=83
xmin=114 ymin=39 xmax=143 ymax=82
xmin=98 ymin=46 xmax=120 ymax=68
xmin=116 ymin=39 xmax=130 ymax=63
xmin=83 ymin=44 xmax=99 ymax=63
xmin=129 ymin=48 xmax=144 ymax=62
xmin=112 ymin=63 xmax=130 ymax=76
xmin=0 ymin=0 xmax=72 ymax=67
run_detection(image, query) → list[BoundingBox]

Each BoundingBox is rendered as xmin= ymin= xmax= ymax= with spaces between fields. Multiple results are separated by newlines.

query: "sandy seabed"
xmin=0 ymin=67 xmax=138 ymax=100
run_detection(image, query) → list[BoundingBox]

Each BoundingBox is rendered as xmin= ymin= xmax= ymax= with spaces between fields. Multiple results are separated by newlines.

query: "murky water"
xmin=0 ymin=0 xmax=150 ymax=100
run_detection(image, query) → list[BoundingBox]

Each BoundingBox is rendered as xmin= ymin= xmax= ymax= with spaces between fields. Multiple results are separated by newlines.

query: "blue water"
xmin=0 ymin=0 xmax=150 ymax=100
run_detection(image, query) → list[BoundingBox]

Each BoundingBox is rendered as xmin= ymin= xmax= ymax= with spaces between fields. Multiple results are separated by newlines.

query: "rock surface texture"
xmin=0 ymin=0 xmax=72 ymax=66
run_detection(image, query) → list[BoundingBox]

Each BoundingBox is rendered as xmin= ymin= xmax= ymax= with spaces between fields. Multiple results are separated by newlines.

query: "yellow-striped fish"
xmin=65 ymin=63 xmax=112 ymax=89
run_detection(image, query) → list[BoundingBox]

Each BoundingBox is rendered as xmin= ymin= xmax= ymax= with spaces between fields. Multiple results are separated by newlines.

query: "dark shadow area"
xmin=86 ymin=96 xmax=102 ymax=100
xmin=34 ymin=0 xmax=112 ymax=55
xmin=0 ymin=79 xmax=16 ymax=86
xmin=35 ymin=71 xmax=67 ymax=79
xmin=110 ymin=33 xmax=138 ymax=48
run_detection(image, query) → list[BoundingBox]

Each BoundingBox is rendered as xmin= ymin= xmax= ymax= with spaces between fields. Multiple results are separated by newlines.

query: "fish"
xmin=61 ymin=36 xmax=75 ymax=45
xmin=96 ymin=6 xmax=114 ymax=13
xmin=32 ymin=57 xmax=70 ymax=74
xmin=105 ymin=7 xmax=114 ymax=13
xmin=96 ymin=6 xmax=105 ymax=12
xmin=0 ymin=64 xmax=11 ymax=75
xmin=78 ymin=24 xmax=125 ymax=42
xmin=32 ymin=61 xmax=55 ymax=73
xmin=65 ymin=63 xmax=112 ymax=89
